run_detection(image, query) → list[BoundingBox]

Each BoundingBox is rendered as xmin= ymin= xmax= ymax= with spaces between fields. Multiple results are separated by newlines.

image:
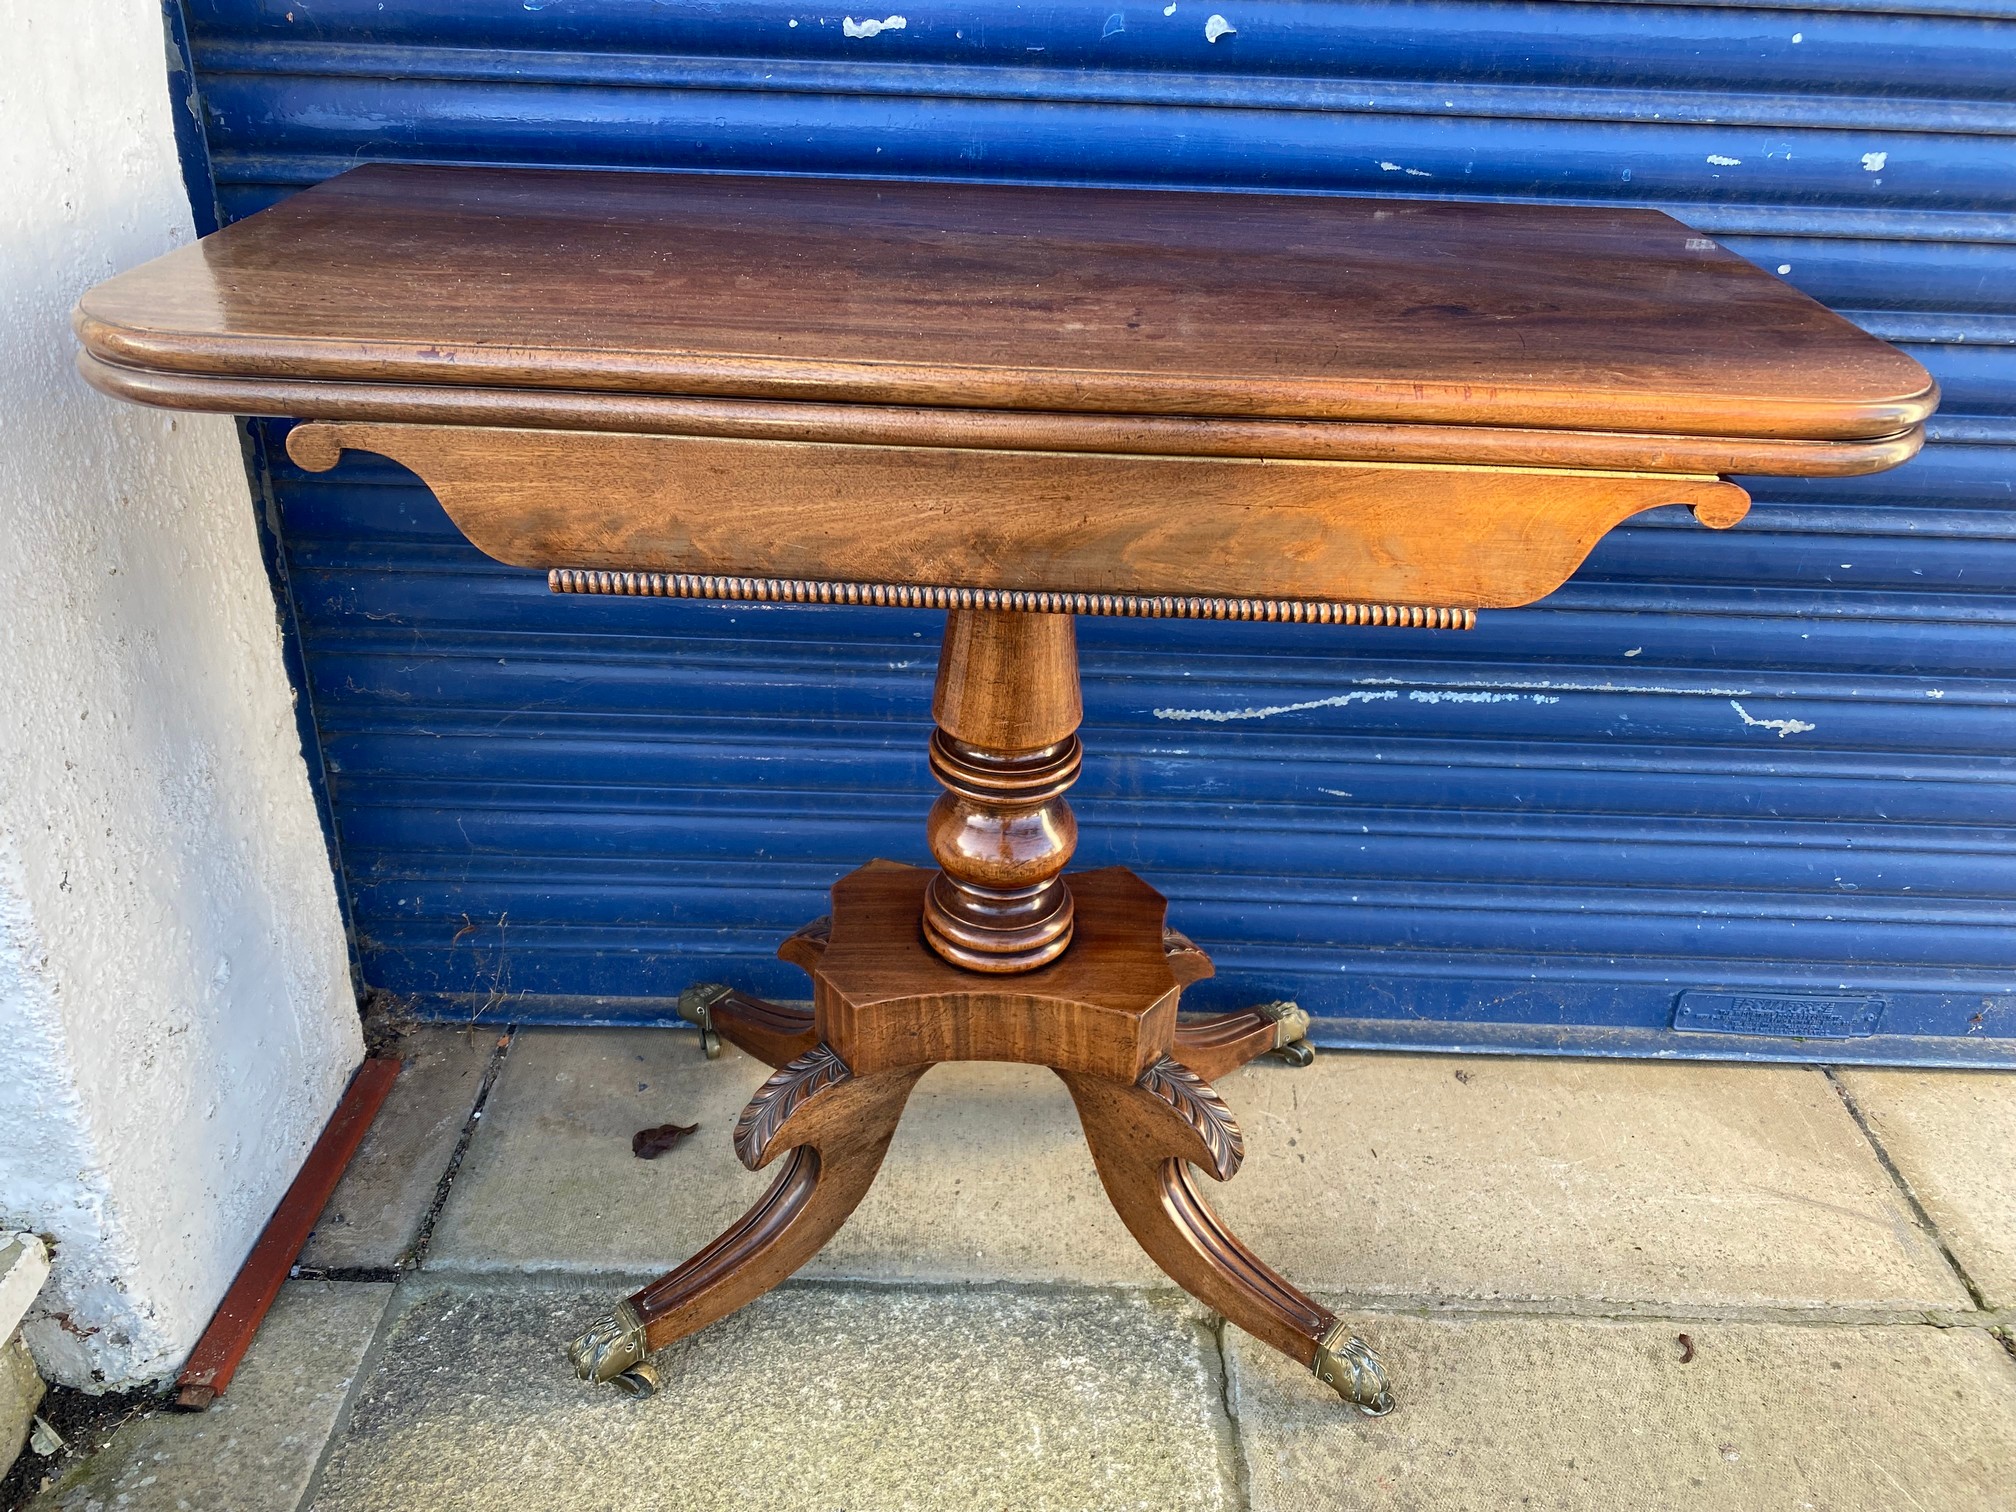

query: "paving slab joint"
xmin=1299 ymin=1292 xmax=2016 ymax=1329
xmin=407 ymin=1030 xmax=516 ymax=1272
xmin=1206 ymin=1315 xmax=1255 ymax=1512
xmin=290 ymin=1282 xmax=413 ymax=1512
xmin=1824 ymin=1067 xmax=1991 ymax=1312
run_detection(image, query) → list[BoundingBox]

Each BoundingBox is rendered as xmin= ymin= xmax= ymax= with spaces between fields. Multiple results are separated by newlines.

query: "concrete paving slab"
xmin=435 ymin=1032 xmax=1961 ymax=1312
xmin=1211 ymin=1052 xmax=1965 ymax=1310
xmin=305 ymin=1282 xmax=1236 ymax=1512
xmin=427 ymin=1030 xmax=1156 ymax=1283
xmin=834 ymin=1059 xmax=1157 ymax=1282
xmin=32 ymin=1280 xmax=392 ymax=1512
xmin=2 ymin=1333 xmax=44 ymax=1483
xmin=1226 ymin=1311 xmax=2016 ymax=1512
xmin=1 ymin=1236 xmax=52 ymax=1339
xmin=424 ymin=1031 xmax=805 ymax=1275
xmin=1835 ymin=1067 xmax=2016 ymax=1308
xmin=302 ymin=1028 xmax=500 ymax=1273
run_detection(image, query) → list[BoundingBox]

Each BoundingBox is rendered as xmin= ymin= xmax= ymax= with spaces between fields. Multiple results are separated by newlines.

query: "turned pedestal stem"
xmin=922 ymin=609 xmax=1082 ymax=972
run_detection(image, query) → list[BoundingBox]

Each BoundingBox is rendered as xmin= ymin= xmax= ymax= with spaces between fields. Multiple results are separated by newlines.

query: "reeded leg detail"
xmin=1174 ymin=1001 xmax=1315 ymax=1080
xmin=1059 ymin=1056 xmax=1393 ymax=1415
xmin=568 ymin=1044 xmax=927 ymax=1391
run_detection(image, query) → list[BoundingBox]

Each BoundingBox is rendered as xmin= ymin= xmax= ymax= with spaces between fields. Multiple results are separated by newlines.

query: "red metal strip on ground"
xmin=171 ymin=1056 xmax=402 ymax=1410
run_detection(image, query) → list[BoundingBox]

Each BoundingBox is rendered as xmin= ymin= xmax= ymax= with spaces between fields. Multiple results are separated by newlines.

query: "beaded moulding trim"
xmin=548 ymin=569 xmax=1477 ymax=629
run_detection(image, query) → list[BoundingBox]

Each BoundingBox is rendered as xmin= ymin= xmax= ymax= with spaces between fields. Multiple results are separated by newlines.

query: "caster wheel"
xmin=612 ymin=1363 xmax=662 ymax=1398
xmin=678 ymin=983 xmax=731 ymax=1059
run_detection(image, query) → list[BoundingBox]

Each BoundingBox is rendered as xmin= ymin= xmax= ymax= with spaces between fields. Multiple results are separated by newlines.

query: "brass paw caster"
xmin=1257 ymin=1001 xmax=1316 ymax=1067
xmin=677 ymin=982 xmax=734 ymax=1059
xmin=568 ymin=1299 xmax=656 ymax=1395
xmin=1312 ymin=1322 xmax=1394 ymax=1416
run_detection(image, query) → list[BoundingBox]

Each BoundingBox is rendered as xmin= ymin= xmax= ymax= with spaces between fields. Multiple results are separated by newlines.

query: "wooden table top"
xmin=78 ymin=164 xmax=1931 ymax=446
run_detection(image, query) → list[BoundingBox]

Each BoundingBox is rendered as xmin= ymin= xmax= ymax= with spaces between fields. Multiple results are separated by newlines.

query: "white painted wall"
xmin=0 ymin=0 xmax=362 ymax=1388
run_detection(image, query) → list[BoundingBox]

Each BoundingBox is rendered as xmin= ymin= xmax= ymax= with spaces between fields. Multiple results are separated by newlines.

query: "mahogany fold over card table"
xmin=76 ymin=166 xmax=1934 ymax=1412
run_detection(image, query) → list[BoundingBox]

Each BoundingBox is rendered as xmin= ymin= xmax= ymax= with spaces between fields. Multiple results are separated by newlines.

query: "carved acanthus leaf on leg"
xmin=777 ymin=914 xmax=832 ymax=973
xmin=1136 ymin=1055 xmax=1244 ymax=1180
xmin=733 ymin=1044 xmax=852 ymax=1170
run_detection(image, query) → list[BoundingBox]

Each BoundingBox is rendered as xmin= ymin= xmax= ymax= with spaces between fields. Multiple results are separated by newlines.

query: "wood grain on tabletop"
xmin=76 ymin=163 xmax=1934 ymax=442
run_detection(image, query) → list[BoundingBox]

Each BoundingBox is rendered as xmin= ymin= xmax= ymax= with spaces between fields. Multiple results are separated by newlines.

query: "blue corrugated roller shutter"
xmin=172 ymin=1 xmax=2016 ymax=1063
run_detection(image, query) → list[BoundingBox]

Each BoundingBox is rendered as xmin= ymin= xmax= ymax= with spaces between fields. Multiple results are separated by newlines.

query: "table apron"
xmin=286 ymin=421 xmax=1749 ymax=611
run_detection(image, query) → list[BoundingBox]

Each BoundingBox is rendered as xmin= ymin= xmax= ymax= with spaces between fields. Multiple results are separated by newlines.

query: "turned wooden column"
xmin=922 ymin=609 xmax=1082 ymax=972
